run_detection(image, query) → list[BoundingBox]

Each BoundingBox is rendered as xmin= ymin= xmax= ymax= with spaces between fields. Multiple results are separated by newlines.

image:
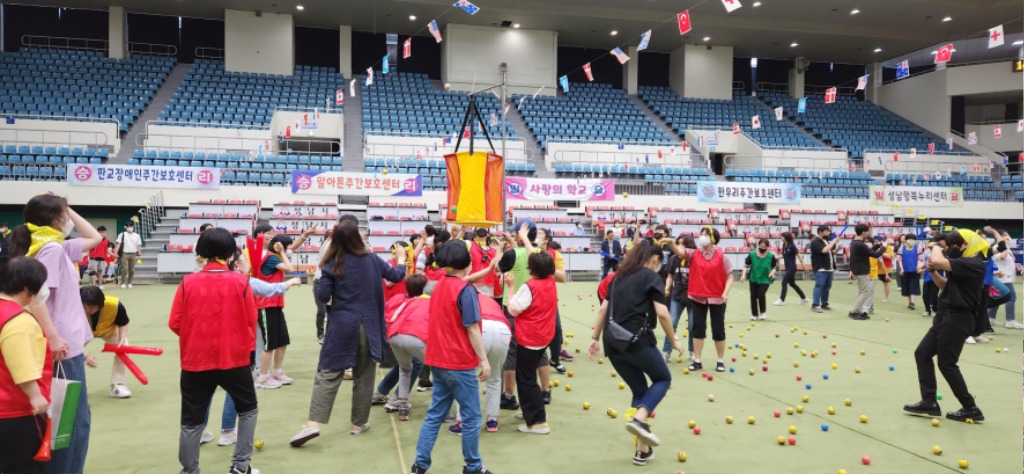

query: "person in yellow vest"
xmin=80 ymin=285 xmax=132 ymax=399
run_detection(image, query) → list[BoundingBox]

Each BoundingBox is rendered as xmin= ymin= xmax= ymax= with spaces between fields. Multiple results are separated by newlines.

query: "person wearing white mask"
xmin=113 ymin=221 xmax=143 ymax=288
xmin=984 ymin=227 xmax=1020 ymax=329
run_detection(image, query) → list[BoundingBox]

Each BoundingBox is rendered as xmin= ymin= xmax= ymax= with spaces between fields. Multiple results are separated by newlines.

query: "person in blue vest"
xmin=896 ymin=234 xmax=924 ymax=310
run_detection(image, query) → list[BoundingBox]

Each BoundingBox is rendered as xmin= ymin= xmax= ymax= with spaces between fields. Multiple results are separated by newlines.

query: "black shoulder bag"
xmin=603 ymin=280 xmax=645 ymax=352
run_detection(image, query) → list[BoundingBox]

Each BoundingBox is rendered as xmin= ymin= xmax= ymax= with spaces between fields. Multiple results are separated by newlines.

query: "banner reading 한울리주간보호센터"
xmin=504 ymin=177 xmax=614 ymax=201
xmin=696 ymin=181 xmax=800 ymax=204
xmin=291 ymin=170 xmax=422 ymax=196
xmin=869 ymin=185 xmax=963 ymax=207
xmin=67 ymin=164 xmax=220 ymax=189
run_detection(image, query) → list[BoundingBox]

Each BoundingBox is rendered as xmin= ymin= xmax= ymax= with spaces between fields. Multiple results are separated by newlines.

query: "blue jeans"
xmin=813 ymin=271 xmax=834 ymax=308
xmin=47 ymin=354 xmax=91 ymax=474
xmin=663 ymin=298 xmax=691 ymax=353
xmin=988 ymin=283 xmax=1016 ymax=321
xmin=204 ymin=392 xmax=238 ymax=431
xmin=609 ymin=345 xmax=672 ymax=414
xmin=377 ymin=358 xmax=423 ymax=395
xmin=414 ymin=368 xmax=482 ymax=472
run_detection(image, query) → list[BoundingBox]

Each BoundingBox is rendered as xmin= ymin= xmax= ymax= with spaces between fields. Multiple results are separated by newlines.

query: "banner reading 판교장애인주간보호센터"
xmin=67 ymin=164 xmax=220 ymax=189
xmin=696 ymin=181 xmax=801 ymax=204
xmin=291 ymin=170 xmax=423 ymax=196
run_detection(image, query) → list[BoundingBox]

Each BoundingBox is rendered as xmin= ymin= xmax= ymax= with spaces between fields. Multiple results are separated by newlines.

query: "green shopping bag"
xmin=49 ymin=373 xmax=82 ymax=450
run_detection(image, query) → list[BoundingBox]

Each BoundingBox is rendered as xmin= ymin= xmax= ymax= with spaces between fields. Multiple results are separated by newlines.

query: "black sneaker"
xmin=551 ymin=362 xmax=567 ymax=374
xmin=227 ymin=465 xmax=256 ymax=474
xmin=688 ymin=361 xmax=703 ymax=371
xmin=847 ymin=312 xmax=863 ymax=320
xmin=908 ymin=303 xmax=916 ymax=310
xmin=632 ymin=448 xmax=655 ymax=466
xmin=462 ymin=468 xmax=494 ymax=474
xmin=715 ymin=361 xmax=726 ymax=372
xmin=411 ymin=464 xmax=427 ymax=474
xmin=416 ymin=379 xmax=433 ymax=392
xmin=946 ymin=407 xmax=984 ymax=423
xmin=542 ymin=390 xmax=551 ymax=405
xmin=861 ymin=312 xmax=871 ymax=320
xmin=625 ymin=418 xmax=661 ymax=446
xmin=903 ymin=400 xmax=941 ymax=417
xmin=500 ymin=394 xmax=520 ymax=411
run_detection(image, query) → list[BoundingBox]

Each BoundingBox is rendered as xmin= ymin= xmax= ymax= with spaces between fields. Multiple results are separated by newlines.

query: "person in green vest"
xmin=740 ymin=238 xmax=777 ymax=321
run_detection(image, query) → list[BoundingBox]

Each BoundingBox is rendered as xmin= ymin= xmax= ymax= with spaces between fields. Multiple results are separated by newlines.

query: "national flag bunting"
xmin=678 ymin=11 xmax=692 ymax=35
xmin=896 ymin=60 xmax=910 ymax=80
xmin=285 ymin=126 xmax=291 ymax=139
xmin=824 ymin=87 xmax=837 ymax=104
xmin=463 ymin=126 xmax=471 ymax=138
xmin=721 ymin=0 xmax=742 ymax=13
xmin=559 ymin=75 xmax=569 ymax=93
xmin=797 ymin=97 xmax=807 ymax=114
xmin=994 ymin=125 xmax=1002 ymax=138
xmin=988 ymin=25 xmax=1004 ymax=48
xmin=732 ymin=122 xmax=740 ymax=135
xmin=893 ymin=152 xmax=899 ymax=162
xmin=428 ymin=20 xmax=443 ymax=43
xmin=336 ymin=89 xmax=344 ymax=105
xmin=856 ymin=74 xmax=869 ymax=91
xmin=1018 ymin=119 xmax=1024 ymax=132
xmin=583 ymin=63 xmax=594 ymax=82
xmin=611 ymin=48 xmax=629 ymax=64
xmin=967 ymin=132 xmax=977 ymax=144
xmin=403 ymin=38 xmax=412 ymax=59
xmin=638 ymin=30 xmax=652 ymax=51
xmin=774 ymin=107 xmax=783 ymax=121
xmin=935 ymin=44 xmax=953 ymax=64
xmin=946 ymin=137 xmax=954 ymax=150
xmin=454 ymin=0 xmax=480 ymax=15
xmin=490 ymin=113 xmax=497 ymax=126
xmin=751 ymin=115 xmax=761 ymax=129
xmin=366 ymin=68 xmax=374 ymax=86
xmin=928 ymin=143 xmax=935 ymax=154
xmin=382 ymin=55 xmax=390 ymax=74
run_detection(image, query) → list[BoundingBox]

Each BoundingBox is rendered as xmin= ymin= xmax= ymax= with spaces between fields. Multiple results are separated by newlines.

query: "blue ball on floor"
xmin=823 ymin=374 xmax=829 ymax=380
xmin=889 ymin=365 xmax=895 ymax=371
xmin=805 ymin=384 xmax=812 ymax=390
xmin=729 ymin=367 xmax=735 ymax=373
xmin=821 ymin=423 xmax=830 ymax=431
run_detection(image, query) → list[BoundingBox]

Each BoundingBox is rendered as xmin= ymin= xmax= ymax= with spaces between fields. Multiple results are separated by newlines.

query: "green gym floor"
xmin=84 ymin=281 xmax=1019 ymax=474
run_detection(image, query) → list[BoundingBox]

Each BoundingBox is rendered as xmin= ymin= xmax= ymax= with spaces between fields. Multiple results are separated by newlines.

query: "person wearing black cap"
xmin=904 ymin=231 xmax=985 ymax=423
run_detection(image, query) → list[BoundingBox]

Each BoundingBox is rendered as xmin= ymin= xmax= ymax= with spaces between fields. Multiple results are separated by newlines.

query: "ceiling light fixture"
xmin=296 ymin=4 xmax=304 ymax=11
xmin=513 ymin=23 xmax=521 ymax=28
xmin=752 ymin=1 xmax=762 ymax=6
xmin=850 ymin=8 xmax=860 ymax=15
xmin=610 ymin=30 xmax=618 ymax=36
xmin=409 ymin=15 xmax=416 ymax=21
xmin=941 ymin=16 xmax=951 ymax=22
xmin=790 ymin=42 xmax=798 ymax=47
xmin=703 ymin=36 xmax=711 ymax=42
xmin=873 ymin=48 xmax=882 ymax=53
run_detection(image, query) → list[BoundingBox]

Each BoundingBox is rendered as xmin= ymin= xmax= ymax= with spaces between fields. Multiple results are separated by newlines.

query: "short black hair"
xmin=817 ymin=225 xmax=831 ymax=234
xmin=943 ymin=231 xmax=966 ymax=248
xmin=80 ymin=285 xmax=106 ymax=308
xmin=423 ymin=225 xmax=437 ymax=237
xmin=0 ymin=257 xmax=47 ymax=297
xmin=196 ymin=228 xmax=238 ymax=260
xmin=253 ymin=223 xmax=273 ymax=237
xmin=475 ymin=228 xmax=488 ymax=238
xmin=435 ymin=238 xmax=470 ymax=270
xmin=97 ymin=225 xmax=107 ymax=232
xmin=855 ymin=223 xmax=870 ymax=236
xmin=269 ymin=234 xmax=294 ymax=250
xmin=199 ymin=223 xmax=214 ymax=232
xmin=338 ymin=214 xmax=359 ymax=226
xmin=605 ymin=230 xmax=614 ymax=236
xmin=405 ymin=274 xmax=427 ymax=297
xmin=528 ymin=250 xmax=555 ymax=279
xmin=905 ymin=233 xmax=918 ymax=240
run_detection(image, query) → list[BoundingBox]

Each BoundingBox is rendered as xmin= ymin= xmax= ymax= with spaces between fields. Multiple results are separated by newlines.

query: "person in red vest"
xmin=86 ymin=225 xmax=111 ymax=288
xmin=667 ymin=226 xmax=734 ymax=373
xmin=169 ymin=229 xmax=260 ymax=474
xmin=384 ymin=274 xmax=429 ymax=421
xmin=0 ymin=257 xmax=51 ymax=474
xmin=383 ymin=241 xmax=410 ymax=302
xmin=468 ymin=228 xmax=499 ymax=300
xmin=417 ymin=228 xmax=450 ymax=293
xmin=411 ymin=242 xmax=492 ymax=474
xmin=507 ymin=250 xmax=558 ymax=435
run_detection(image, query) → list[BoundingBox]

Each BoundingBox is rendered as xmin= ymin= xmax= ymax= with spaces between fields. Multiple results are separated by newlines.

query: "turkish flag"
xmin=678 ymin=10 xmax=692 ymax=35
xmin=285 ymin=126 xmax=291 ymax=139
xmin=732 ymin=122 xmax=740 ymax=134
xmin=927 ymin=143 xmax=935 ymax=154
xmin=935 ymin=44 xmax=953 ymax=64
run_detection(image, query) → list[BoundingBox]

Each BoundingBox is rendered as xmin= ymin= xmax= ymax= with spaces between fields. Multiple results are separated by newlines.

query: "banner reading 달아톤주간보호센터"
xmin=870 ymin=185 xmax=963 ymax=207
xmin=696 ymin=181 xmax=800 ymax=204
xmin=291 ymin=170 xmax=422 ymax=196
xmin=67 ymin=164 xmax=220 ymax=189
xmin=504 ymin=177 xmax=615 ymax=201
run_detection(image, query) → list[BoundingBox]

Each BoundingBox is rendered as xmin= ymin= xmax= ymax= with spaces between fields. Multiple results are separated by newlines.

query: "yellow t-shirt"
xmin=0 ymin=313 xmax=47 ymax=385
xmin=868 ymin=257 xmax=879 ymax=280
xmin=554 ymin=250 xmax=565 ymax=271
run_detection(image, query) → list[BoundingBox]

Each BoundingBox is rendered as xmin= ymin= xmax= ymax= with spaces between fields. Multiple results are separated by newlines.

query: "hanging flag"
xmin=382 ymin=55 xmax=390 ymax=74
xmin=797 ymin=97 xmax=807 ymax=113
xmin=454 ymin=0 xmax=480 ymax=15
xmin=910 ymin=147 xmax=917 ymax=156
xmin=295 ymin=119 xmax=301 ymax=131
xmin=928 ymin=143 xmax=935 ymax=154
xmin=490 ymin=112 xmax=497 ymax=126
xmin=678 ymin=10 xmax=692 ymax=35
xmin=336 ymin=89 xmax=344 ymax=105
xmin=366 ymin=68 xmax=374 ymax=86
xmin=824 ymin=87 xmax=837 ymax=104
xmin=751 ymin=115 xmax=761 ymax=129
xmin=893 ymin=152 xmax=899 ymax=162
xmin=988 ymin=25 xmax=1004 ymax=48
xmin=774 ymin=107 xmax=783 ymax=121
xmin=350 ymin=79 xmax=357 ymax=97
xmin=463 ymin=126 xmax=471 ymax=138
xmin=583 ymin=63 xmax=594 ymax=82
xmin=732 ymin=122 xmax=740 ymax=135
xmin=517 ymin=96 xmax=527 ymax=111
xmin=638 ymin=30 xmax=652 ymax=51
xmin=721 ymin=0 xmax=742 ymax=13
xmin=967 ymin=131 xmax=977 ymax=144
xmin=856 ymin=74 xmax=869 ymax=91
xmin=934 ymin=44 xmax=953 ymax=64
xmin=503 ymin=103 xmax=510 ymax=116
xmin=428 ymin=20 xmax=443 ymax=43
xmin=657 ymin=150 xmax=663 ymax=159
xmin=611 ymin=48 xmax=630 ymax=64
xmin=403 ymin=38 xmax=412 ymax=59
xmin=946 ymin=137 xmax=954 ymax=150
xmin=1017 ymin=119 xmax=1024 ymax=132
xmin=896 ymin=60 xmax=910 ymax=80
xmin=559 ymin=75 xmax=569 ymax=93
xmin=973 ymin=162 xmax=980 ymax=172
xmin=681 ymin=141 xmax=688 ymax=152
xmin=697 ymin=136 xmax=705 ymax=147
xmin=314 ymin=107 xmax=320 ymax=121
xmin=994 ymin=125 xmax=1002 ymax=138
xmin=285 ymin=126 xmax=292 ymax=139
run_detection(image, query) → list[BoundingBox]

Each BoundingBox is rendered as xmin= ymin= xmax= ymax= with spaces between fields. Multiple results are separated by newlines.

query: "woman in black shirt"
xmin=662 ymin=235 xmax=696 ymax=362
xmin=587 ymin=240 xmax=684 ymax=467
xmin=775 ymin=232 xmax=809 ymax=306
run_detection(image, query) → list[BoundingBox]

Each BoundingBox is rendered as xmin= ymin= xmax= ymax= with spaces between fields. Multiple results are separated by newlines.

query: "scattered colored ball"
xmin=821 ymin=423 xmax=829 ymax=431
xmin=788 ymin=437 xmax=797 ymax=446
xmin=786 ymin=407 xmax=795 ymax=415
xmin=854 ymin=367 xmax=861 ymax=374
xmin=583 ymin=402 xmax=590 ymax=410
xmin=677 ymin=452 xmax=687 ymax=462
xmin=861 ymin=456 xmax=871 ymax=466
xmin=932 ymin=445 xmax=943 ymax=455
xmin=725 ymin=415 xmax=734 ymax=424
xmin=565 ymin=384 xmax=572 ymax=391
xmin=788 ymin=425 xmax=797 ymax=434
xmin=936 ymin=393 xmax=943 ymax=401
xmin=748 ymin=416 xmax=756 ymax=424
xmin=688 ymin=419 xmax=697 ymax=429
xmin=729 ymin=367 xmax=735 ymax=373
xmin=831 ymin=363 xmax=838 ymax=370
xmin=618 ymin=382 xmax=625 ymax=390
xmin=844 ymin=399 xmax=852 ymax=407
xmin=762 ymin=365 xmax=769 ymax=372
xmin=693 ymin=427 xmax=701 ymax=435
xmin=254 ymin=440 xmax=264 ymax=450
xmin=889 ymin=365 xmax=895 ymax=371
xmin=707 ymin=374 xmax=714 ymax=382
xmin=777 ymin=436 xmax=787 ymax=446
xmin=958 ymin=459 xmax=968 ymax=468
xmin=828 ymin=407 xmax=836 ymax=415
xmin=802 ymin=395 xmax=809 ymax=403
xmin=707 ymin=394 xmax=716 ymax=402
xmin=823 ymin=374 xmax=829 ymax=380
xmin=806 ymin=384 xmax=813 ymax=390
xmin=773 ymin=410 xmax=781 ymax=418
xmin=931 ymin=418 xmax=940 ymax=427
xmin=796 ymin=375 xmax=803 ymax=381
xmin=859 ymin=415 xmax=868 ymax=423
xmin=796 ymin=405 xmax=804 ymax=413
xmin=683 ymin=368 xmax=690 ymax=375
xmin=567 ymin=371 xmax=574 ymax=377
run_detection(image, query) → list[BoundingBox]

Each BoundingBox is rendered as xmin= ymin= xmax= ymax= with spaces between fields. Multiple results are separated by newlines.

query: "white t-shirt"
xmin=117 ymin=231 xmax=142 ymax=253
xmin=993 ymin=251 xmax=1016 ymax=284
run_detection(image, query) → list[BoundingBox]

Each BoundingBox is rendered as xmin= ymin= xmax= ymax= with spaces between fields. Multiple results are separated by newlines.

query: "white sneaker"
xmin=773 ymin=299 xmax=786 ymax=306
xmin=110 ymin=384 xmax=132 ymax=398
xmin=965 ymin=336 xmax=976 ymax=344
xmin=120 ymin=284 xmax=127 ymax=289
xmin=273 ymin=370 xmax=294 ymax=385
xmin=228 ymin=465 xmax=260 ymax=474
xmin=758 ymin=313 xmax=768 ymax=321
xmin=218 ymin=430 xmax=237 ymax=446
xmin=256 ymin=374 xmax=282 ymax=389
xmin=201 ymin=431 xmax=214 ymax=444
xmin=750 ymin=315 xmax=759 ymax=321
xmin=98 ymin=285 xmax=105 ymax=290
xmin=289 ymin=425 xmax=321 ymax=447
xmin=881 ymin=298 xmax=888 ymax=303
xmin=127 ymin=284 xmax=133 ymax=288
xmin=989 ymin=318 xmax=1002 ymax=327
xmin=974 ymin=335 xmax=991 ymax=343
xmin=800 ymin=298 xmax=810 ymax=305
xmin=1004 ymin=321 xmax=1024 ymax=329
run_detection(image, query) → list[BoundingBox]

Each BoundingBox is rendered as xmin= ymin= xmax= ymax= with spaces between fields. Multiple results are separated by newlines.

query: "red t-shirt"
xmin=169 ymin=262 xmax=257 ymax=371
xmin=425 ymin=276 xmax=481 ymax=370
xmin=385 ymin=294 xmax=430 ymax=341
xmin=514 ymin=277 xmax=558 ymax=348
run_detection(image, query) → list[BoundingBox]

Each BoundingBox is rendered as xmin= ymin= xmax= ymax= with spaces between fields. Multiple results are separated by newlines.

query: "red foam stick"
xmin=34 ymin=418 xmax=52 ymax=461
xmin=115 ymin=352 xmax=149 ymax=385
xmin=102 ymin=344 xmax=163 ymax=356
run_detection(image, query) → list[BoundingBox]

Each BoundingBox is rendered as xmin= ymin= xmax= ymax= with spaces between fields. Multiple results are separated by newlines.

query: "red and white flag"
xmin=910 ymin=147 xmax=917 ymax=156
xmin=732 ymin=122 xmax=740 ymax=135
xmin=773 ymin=107 xmax=783 ymax=121
xmin=490 ymin=113 xmax=497 ymax=126
xmin=721 ymin=0 xmax=742 ymax=13
xmin=751 ymin=115 xmax=761 ymax=129
xmin=366 ymin=68 xmax=374 ymax=86
xmin=934 ymin=44 xmax=953 ymax=64
xmin=893 ymin=152 xmax=899 ymax=162
xmin=285 ymin=126 xmax=292 ymax=138
xmin=973 ymin=163 xmax=980 ymax=172
xmin=295 ymin=120 xmax=301 ymax=131
xmin=463 ymin=126 xmax=471 ymax=138
xmin=303 ymin=113 xmax=309 ymax=126
xmin=403 ymin=38 xmax=412 ymax=59
xmin=350 ymin=79 xmax=357 ymax=97
xmin=681 ymin=141 xmax=689 ymax=152
xmin=946 ymin=137 xmax=954 ymax=150
xmin=657 ymin=150 xmax=663 ymax=159
xmin=583 ymin=63 xmax=594 ymax=82
xmin=678 ymin=10 xmax=692 ymax=35
xmin=428 ymin=20 xmax=443 ymax=43
xmin=1017 ymin=119 xmax=1024 ymax=132
xmin=988 ymin=25 xmax=1004 ymax=48
xmin=928 ymin=143 xmax=935 ymax=154
xmin=824 ymin=87 xmax=837 ymax=104
xmin=336 ymin=89 xmax=344 ymax=105
xmin=315 ymin=107 xmax=320 ymax=121
xmin=994 ymin=125 xmax=1002 ymax=138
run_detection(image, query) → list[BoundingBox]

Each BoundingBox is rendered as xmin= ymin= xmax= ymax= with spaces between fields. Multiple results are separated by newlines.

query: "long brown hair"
xmin=320 ymin=223 xmax=370 ymax=277
xmin=614 ymin=239 xmax=657 ymax=281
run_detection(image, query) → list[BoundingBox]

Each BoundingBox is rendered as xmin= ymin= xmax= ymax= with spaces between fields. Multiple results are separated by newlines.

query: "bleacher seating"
xmin=0 ymin=48 xmax=175 ymax=132
xmin=0 ymin=145 xmax=111 ymax=181
xmin=638 ymin=86 xmax=829 ymax=149
xmin=515 ymin=82 xmax=675 ymax=150
xmin=887 ymin=172 xmax=1014 ymax=202
xmin=363 ymin=156 xmax=536 ymax=190
xmin=128 ymin=149 xmax=342 ymax=187
xmin=362 ymin=71 xmax=512 ymax=138
xmin=727 ymin=169 xmax=879 ymax=199
xmin=759 ymin=92 xmax=966 ymax=159
xmin=161 ymin=61 xmax=344 ymax=127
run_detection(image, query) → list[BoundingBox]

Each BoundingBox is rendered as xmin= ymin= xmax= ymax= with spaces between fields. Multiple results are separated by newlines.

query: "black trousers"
xmin=691 ymin=302 xmax=727 ymax=341
xmin=0 ymin=415 xmax=45 ymax=474
xmin=749 ymin=282 xmax=770 ymax=316
xmin=515 ymin=345 xmax=548 ymax=426
xmin=779 ymin=268 xmax=805 ymax=301
xmin=313 ymin=278 xmax=327 ymax=338
xmin=973 ymin=286 xmax=992 ymax=337
xmin=922 ymin=281 xmax=939 ymax=313
xmin=602 ymin=259 xmax=617 ymax=278
xmin=181 ymin=366 xmax=258 ymax=426
xmin=914 ymin=311 xmax=976 ymax=408
xmin=549 ymin=311 xmax=563 ymax=364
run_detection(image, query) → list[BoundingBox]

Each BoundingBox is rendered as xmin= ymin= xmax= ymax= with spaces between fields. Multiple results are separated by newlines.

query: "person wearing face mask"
xmin=8 ymin=194 xmax=102 ymax=474
xmin=668 ymin=226 xmax=734 ymax=373
xmin=984 ymin=227 xmax=1020 ymax=329
xmin=896 ymin=233 xmax=924 ymax=311
xmin=774 ymin=232 xmax=809 ymax=307
xmin=113 ymin=221 xmax=143 ymax=289
xmin=740 ymin=239 xmax=777 ymax=321
xmin=904 ymin=232 xmax=985 ymax=423
xmin=847 ymin=225 xmax=886 ymax=320
xmin=809 ymin=226 xmax=841 ymax=313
